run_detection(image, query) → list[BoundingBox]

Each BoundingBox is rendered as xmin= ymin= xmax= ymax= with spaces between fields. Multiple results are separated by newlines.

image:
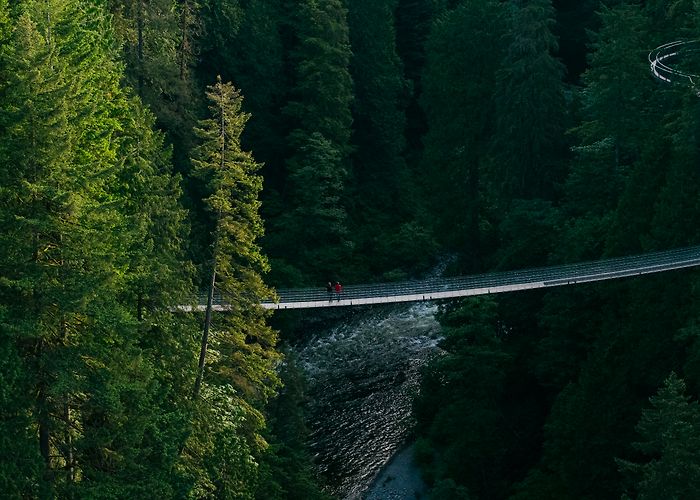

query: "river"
xmin=293 ymin=300 xmax=442 ymax=499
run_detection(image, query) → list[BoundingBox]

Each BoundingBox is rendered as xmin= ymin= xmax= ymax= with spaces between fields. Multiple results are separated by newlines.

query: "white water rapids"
xmin=293 ymin=301 xmax=442 ymax=498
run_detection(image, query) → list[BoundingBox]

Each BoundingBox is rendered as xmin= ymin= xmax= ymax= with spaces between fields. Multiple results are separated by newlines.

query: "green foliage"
xmin=284 ymin=0 xmax=353 ymax=152
xmin=280 ymin=131 xmax=351 ymax=280
xmin=181 ymin=384 xmax=259 ymax=498
xmin=0 ymin=1 xmax=193 ymax=494
xmin=491 ymin=199 xmax=561 ymax=269
xmin=415 ymin=298 xmax=516 ymax=499
xmin=429 ymin=478 xmax=473 ymax=499
xmin=199 ymin=0 xmax=284 ymax=171
xmin=575 ymin=2 xmax=653 ymax=171
xmin=412 ymin=5 xmax=700 ymax=497
xmin=346 ymin=0 xmax=423 ymax=279
xmin=109 ymin=0 xmax=200 ymax=150
xmin=648 ymin=94 xmax=700 ymax=248
xmin=509 ymin=467 xmax=570 ymax=500
xmin=7 ymin=0 xmax=700 ymax=497
xmin=618 ymin=373 xmax=700 ymax=499
xmin=187 ymin=76 xmax=281 ymax=494
xmin=419 ymin=0 xmax=507 ymax=263
xmin=0 ymin=334 xmax=41 ymax=496
xmin=268 ymin=0 xmax=355 ymax=285
xmin=562 ymin=3 xmax=656 ymax=256
xmin=0 ymin=0 xmax=10 ymax=43
xmin=255 ymin=354 xmax=332 ymax=500
xmin=489 ymin=0 xmax=567 ymax=201
xmin=395 ymin=0 xmax=440 ymax=163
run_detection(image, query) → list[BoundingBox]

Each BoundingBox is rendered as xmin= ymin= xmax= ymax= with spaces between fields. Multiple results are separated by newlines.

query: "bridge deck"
xmin=185 ymin=246 xmax=700 ymax=311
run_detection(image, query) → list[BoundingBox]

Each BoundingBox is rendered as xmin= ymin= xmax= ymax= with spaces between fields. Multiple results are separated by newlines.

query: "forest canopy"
xmin=2 ymin=0 xmax=700 ymax=498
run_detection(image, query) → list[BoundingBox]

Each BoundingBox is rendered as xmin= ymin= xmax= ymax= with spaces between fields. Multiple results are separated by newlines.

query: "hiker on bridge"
xmin=334 ymin=281 xmax=343 ymax=301
xmin=326 ymin=282 xmax=333 ymax=302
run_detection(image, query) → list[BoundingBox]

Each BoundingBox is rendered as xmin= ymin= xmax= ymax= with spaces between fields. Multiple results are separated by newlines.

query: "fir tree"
xmin=0 ymin=1 xmax=193 ymax=494
xmin=109 ymin=0 xmax=200 ymax=170
xmin=415 ymin=298 xmax=514 ymax=499
xmin=618 ymin=372 xmax=700 ymax=499
xmin=490 ymin=0 xmax=567 ymax=202
xmin=269 ymin=0 xmax=354 ymax=284
xmin=419 ymin=0 xmax=507 ymax=268
xmin=576 ymin=3 xmax=653 ymax=173
xmin=185 ymin=76 xmax=280 ymax=495
xmin=199 ymin=0 xmax=286 ymax=176
xmin=347 ymin=0 xmax=435 ymax=279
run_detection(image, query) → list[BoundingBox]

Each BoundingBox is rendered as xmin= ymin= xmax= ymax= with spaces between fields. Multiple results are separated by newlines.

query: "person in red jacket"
xmin=334 ymin=281 xmax=343 ymax=301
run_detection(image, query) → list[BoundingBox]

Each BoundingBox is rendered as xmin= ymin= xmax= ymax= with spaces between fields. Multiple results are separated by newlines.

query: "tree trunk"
xmin=178 ymin=0 xmax=191 ymax=81
xmin=65 ymin=403 xmax=74 ymax=482
xmin=192 ymin=261 xmax=216 ymax=399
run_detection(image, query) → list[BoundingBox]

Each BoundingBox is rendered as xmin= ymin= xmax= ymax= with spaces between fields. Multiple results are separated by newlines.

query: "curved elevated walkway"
xmin=191 ymin=246 xmax=700 ymax=311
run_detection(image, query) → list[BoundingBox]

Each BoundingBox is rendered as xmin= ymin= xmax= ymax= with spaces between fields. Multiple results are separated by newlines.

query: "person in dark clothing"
xmin=334 ymin=281 xmax=343 ymax=301
xmin=326 ymin=282 xmax=333 ymax=302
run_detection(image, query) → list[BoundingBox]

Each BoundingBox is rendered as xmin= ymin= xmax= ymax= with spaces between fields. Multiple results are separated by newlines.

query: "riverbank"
xmin=364 ymin=442 xmax=427 ymax=499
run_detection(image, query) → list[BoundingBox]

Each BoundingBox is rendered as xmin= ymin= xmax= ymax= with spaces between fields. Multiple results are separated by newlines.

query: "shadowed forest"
xmin=2 ymin=0 xmax=700 ymax=498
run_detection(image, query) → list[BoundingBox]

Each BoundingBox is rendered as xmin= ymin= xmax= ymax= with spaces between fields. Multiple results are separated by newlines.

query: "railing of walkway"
xmin=194 ymin=246 xmax=700 ymax=311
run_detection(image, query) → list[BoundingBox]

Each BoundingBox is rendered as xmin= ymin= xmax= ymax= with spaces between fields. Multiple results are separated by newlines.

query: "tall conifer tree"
xmin=557 ymin=2 xmax=653 ymax=260
xmin=486 ymin=0 xmax=567 ymax=269
xmin=420 ymin=0 xmax=507 ymax=268
xmin=490 ymin=0 xmax=567 ymax=201
xmin=270 ymin=0 xmax=354 ymax=284
xmin=0 ymin=1 xmax=193 ymax=494
xmin=199 ymin=0 xmax=286 ymax=177
xmin=109 ymin=0 xmax=200 ymax=169
xmin=348 ymin=0 xmax=435 ymax=278
xmin=185 ymin=76 xmax=280 ymax=496
xmin=0 ymin=2 xmax=42 ymax=495
xmin=618 ymin=373 xmax=700 ymax=499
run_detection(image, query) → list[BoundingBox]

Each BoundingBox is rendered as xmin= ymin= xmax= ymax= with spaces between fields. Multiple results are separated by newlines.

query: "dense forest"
xmin=2 ymin=0 xmax=700 ymax=498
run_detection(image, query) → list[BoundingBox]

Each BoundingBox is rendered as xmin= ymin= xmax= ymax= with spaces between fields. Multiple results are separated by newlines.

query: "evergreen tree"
xmin=347 ymin=0 xmax=436 ymax=279
xmin=0 ymin=0 xmax=9 ymax=41
xmin=185 ymin=76 xmax=280 ymax=495
xmin=550 ymin=0 xmax=599 ymax=83
xmin=557 ymin=2 xmax=655 ymax=260
xmin=618 ymin=372 xmax=700 ymax=499
xmin=199 ymin=0 xmax=286 ymax=179
xmin=646 ymin=0 xmax=700 ymax=250
xmin=347 ymin=0 xmax=408 ymax=212
xmin=527 ymin=275 xmax=690 ymax=499
xmin=116 ymin=94 xmax=194 ymax=320
xmin=197 ymin=0 xmax=295 ymax=283
xmin=576 ymin=3 xmax=652 ymax=174
xmin=284 ymin=0 xmax=353 ymax=153
xmin=648 ymin=93 xmax=700 ymax=248
xmin=0 ymin=1 xmax=193 ymax=494
xmin=0 ymin=3 xmax=40 ymax=494
xmin=112 ymin=96 xmax=198 ymax=495
xmin=109 ymin=0 xmax=200 ymax=170
xmin=489 ymin=0 xmax=567 ymax=202
xmin=419 ymin=0 xmax=507 ymax=268
xmin=414 ymin=298 xmax=514 ymax=499
xmin=267 ymin=0 xmax=354 ymax=285
xmin=279 ymin=132 xmax=350 ymax=282
xmin=394 ymin=0 xmax=441 ymax=158
xmin=255 ymin=353 xmax=332 ymax=500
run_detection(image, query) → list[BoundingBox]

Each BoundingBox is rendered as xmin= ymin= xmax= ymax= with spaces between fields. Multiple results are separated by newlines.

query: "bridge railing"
xmin=193 ymin=246 xmax=700 ymax=308
xmin=268 ymin=246 xmax=700 ymax=304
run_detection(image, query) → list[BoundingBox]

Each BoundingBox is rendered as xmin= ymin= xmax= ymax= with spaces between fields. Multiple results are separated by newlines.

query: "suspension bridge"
xmin=184 ymin=246 xmax=700 ymax=311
